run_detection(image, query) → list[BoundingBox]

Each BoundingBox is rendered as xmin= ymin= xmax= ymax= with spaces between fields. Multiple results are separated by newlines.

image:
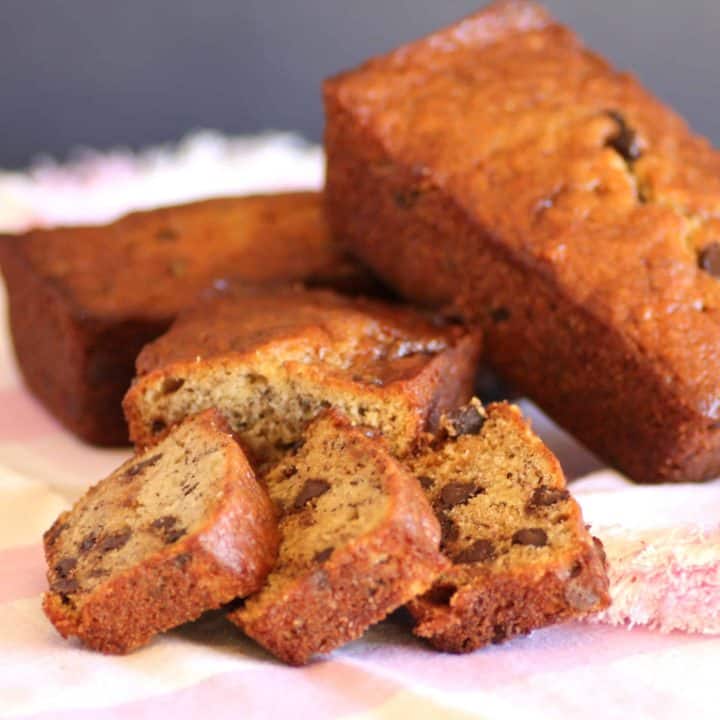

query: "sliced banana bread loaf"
xmin=123 ymin=283 xmax=481 ymax=466
xmin=42 ymin=409 xmax=278 ymax=654
xmin=325 ymin=0 xmax=720 ymax=482
xmin=228 ymin=409 xmax=447 ymax=665
xmin=406 ymin=399 xmax=609 ymax=652
xmin=0 ymin=191 xmax=380 ymax=446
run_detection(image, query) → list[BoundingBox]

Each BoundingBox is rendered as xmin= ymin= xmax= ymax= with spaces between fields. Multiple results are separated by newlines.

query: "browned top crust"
xmin=326 ymin=0 xmax=720 ymax=422
xmin=0 ymin=191 xmax=372 ymax=321
xmin=135 ymin=283 xmax=470 ymax=382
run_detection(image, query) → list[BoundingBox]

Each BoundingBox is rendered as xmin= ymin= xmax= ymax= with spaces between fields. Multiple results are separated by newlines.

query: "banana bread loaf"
xmin=42 ymin=409 xmax=278 ymax=653
xmin=123 ymin=283 xmax=481 ymax=466
xmin=0 ymin=191 xmax=380 ymax=446
xmin=228 ymin=409 xmax=447 ymax=665
xmin=324 ymin=0 xmax=720 ymax=483
xmin=406 ymin=399 xmax=609 ymax=652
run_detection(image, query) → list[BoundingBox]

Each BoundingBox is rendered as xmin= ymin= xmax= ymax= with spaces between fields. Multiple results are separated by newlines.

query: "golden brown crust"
xmin=324 ymin=0 xmax=720 ymax=482
xmin=0 ymin=192 xmax=380 ymax=446
xmin=42 ymin=409 xmax=279 ymax=654
xmin=123 ymin=284 xmax=481 ymax=460
xmin=228 ymin=409 xmax=448 ymax=665
xmin=405 ymin=401 xmax=609 ymax=652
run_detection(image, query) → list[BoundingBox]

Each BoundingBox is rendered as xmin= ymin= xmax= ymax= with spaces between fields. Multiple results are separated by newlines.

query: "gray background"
xmin=2 ymin=0 xmax=720 ymax=169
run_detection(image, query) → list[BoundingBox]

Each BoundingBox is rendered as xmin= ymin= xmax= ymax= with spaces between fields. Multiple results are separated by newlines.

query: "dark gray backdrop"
xmin=2 ymin=0 xmax=720 ymax=169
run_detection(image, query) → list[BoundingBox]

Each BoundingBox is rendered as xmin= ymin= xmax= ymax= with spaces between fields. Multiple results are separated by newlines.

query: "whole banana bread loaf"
xmin=0 ymin=192 xmax=380 ymax=446
xmin=43 ymin=409 xmax=278 ymax=654
xmin=123 ymin=283 xmax=481 ymax=467
xmin=324 ymin=0 xmax=720 ymax=483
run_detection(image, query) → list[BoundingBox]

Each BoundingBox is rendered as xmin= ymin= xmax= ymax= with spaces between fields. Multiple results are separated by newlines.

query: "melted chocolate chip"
xmin=54 ymin=557 xmax=77 ymax=577
xmin=490 ymin=307 xmax=510 ymax=323
xmin=394 ymin=188 xmax=421 ymax=209
xmin=313 ymin=547 xmax=334 ymax=563
xmin=699 ymin=243 xmax=720 ymax=278
xmin=417 ymin=475 xmax=435 ymax=491
xmin=438 ymin=512 xmax=460 ymax=545
xmin=123 ymin=453 xmax=163 ymax=480
xmin=151 ymin=419 xmax=167 ymax=435
xmin=51 ymin=577 xmax=79 ymax=594
xmin=164 ymin=528 xmax=187 ymax=544
xmin=174 ymin=553 xmax=192 ymax=568
xmin=527 ymin=486 xmax=570 ymax=510
xmin=440 ymin=482 xmax=483 ymax=508
xmin=605 ymin=109 xmax=642 ymax=162
xmin=79 ymin=532 xmax=98 ymax=552
xmin=453 ymin=539 xmax=496 ymax=564
xmin=155 ymin=227 xmax=179 ymax=242
xmin=512 ymin=528 xmax=548 ymax=547
xmin=151 ymin=515 xmax=177 ymax=531
xmin=445 ymin=404 xmax=486 ymax=437
xmin=293 ymin=479 xmax=331 ymax=509
xmin=98 ymin=528 xmax=132 ymax=553
xmin=161 ymin=377 xmax=185 ymax=395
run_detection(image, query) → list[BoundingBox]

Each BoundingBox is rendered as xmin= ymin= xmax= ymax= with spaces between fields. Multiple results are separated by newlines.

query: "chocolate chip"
xmin=417 ymin=475 xmax=434 ymax=490
xmin=438 ymin=512 xmax=459 ymax=545
xmin=279 ymin=438 xmax=305 ymax=454
xmin=445 ymin=404 xmax=486 ymax=437
xmin=54 ymin=557 xmax=77 ymax=577
xmin=512 ymin=528 xmax=548 ymax=547
xmin=151 ymin=419 xmax=167 ymax=435
xmin=490 ymin=307 xmax=510 ymax=323
xmin=123 ymin=453 xmax=163 ymax=480
xmin=527 ymin=486 xmax=570 ymax=510
xmin=491 ymin=624 xmax=507 ymax=644
xmin=164 ymin=528 xmax=187 ymax=544
xmin=283 ymin=465 xmax=298 ymax=478
xmin=174 ymin=553 xmax=192 ymax=568
xmin=394 ymin=188 xmax=421 ymax=209
xmin=51 ymin=577 xmax=79 ymax=594
xmin=440 ymin=482 xmax=483 ymax=508
xmin=79 ymin=532 xmax=98 ymax=552
xmin=605 ymin=109 xmax=642 ymax=162
xmin=155 ymin=227 xmax=178 ymax=242
xmin=161 ymin=377 xmax=184 ymax=395
xmin=293 ymin=479 xmax=331 ymax=509
xmin=313 ymin=547 xmax=334 ymax=563
xmin=98 ymin=528 xmax=132 ymax=553
xmin=699 ymin=243 xmax=720 ymax=278
xmin=182 ymin=481 xmax=199 ymax=496
xmin=453 ymin=539 xmax=496 ymax=564
xmin=151 ymin=515 xmax=177 ymax=531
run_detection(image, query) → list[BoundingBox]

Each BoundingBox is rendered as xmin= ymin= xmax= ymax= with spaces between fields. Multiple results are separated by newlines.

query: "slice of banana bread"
xmin=123 ymin=283 xmax=481 ymax=466
xmin=42 ymin=409 xmax=279 ymax=654
xmin=0 ymin=191 xmax=380 ymax=446
xmin=227 ymin=409 xmax=447 ymax=665
xmin=406 ymin=399 xmax=609 ymax=653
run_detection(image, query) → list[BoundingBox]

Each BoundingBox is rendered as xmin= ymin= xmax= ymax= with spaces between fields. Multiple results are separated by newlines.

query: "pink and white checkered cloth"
xmin=1 ymin=133 xmax=719 ymax=720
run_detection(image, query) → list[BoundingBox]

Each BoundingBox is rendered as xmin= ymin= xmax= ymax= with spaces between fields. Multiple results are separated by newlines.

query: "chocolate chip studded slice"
xmin=228 ymin=408 xmax=447 ymax=665
xmin=406 ymin=399 xmax=609 ymax=653
xmin=699 ymin=242 xmax=720 ymax=278
xmin=42 ymin=409 xmax=278 ymax=654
